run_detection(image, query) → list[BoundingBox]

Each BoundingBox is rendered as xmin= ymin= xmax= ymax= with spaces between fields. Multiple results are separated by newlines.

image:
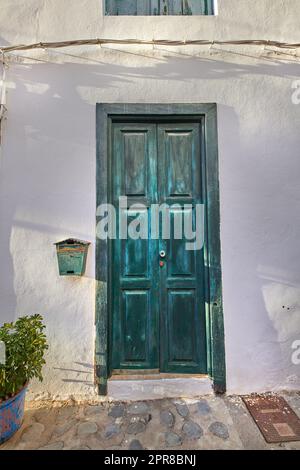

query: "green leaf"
xmin=0 ymin=315 xmax=48 ymax=399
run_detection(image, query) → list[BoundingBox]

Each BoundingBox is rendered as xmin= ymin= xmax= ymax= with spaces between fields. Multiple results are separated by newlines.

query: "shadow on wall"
xmin=0 ymin=45 xmax=299 ymax=391
xmin=217 ymin=104 xmax=299 ymax=391
xmin=53 ymin=362 xmax=95 ymax=387
xmin=0 ymin=37 xmax=17 ymax=324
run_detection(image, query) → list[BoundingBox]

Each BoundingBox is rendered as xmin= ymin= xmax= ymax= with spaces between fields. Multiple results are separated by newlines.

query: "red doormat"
xmin=242 ymin=395 xmax=300 ymax=443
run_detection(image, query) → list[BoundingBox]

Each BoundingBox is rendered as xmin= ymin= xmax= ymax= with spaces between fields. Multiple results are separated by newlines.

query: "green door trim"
xmin=96 ymin=103 xmax=226 ymax=395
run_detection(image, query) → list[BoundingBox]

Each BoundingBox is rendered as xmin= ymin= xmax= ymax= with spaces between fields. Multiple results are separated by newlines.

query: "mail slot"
xmin=54 ymin=239 xmax=90 ymax=276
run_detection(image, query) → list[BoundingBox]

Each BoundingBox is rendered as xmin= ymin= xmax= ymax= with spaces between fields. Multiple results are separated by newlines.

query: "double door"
xmin=111 ymin=121 xmax=207 ymax=374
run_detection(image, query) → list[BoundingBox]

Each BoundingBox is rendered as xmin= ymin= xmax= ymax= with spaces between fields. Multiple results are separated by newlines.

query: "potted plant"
xmin=0 ymin=314 xmax=48 ymax=444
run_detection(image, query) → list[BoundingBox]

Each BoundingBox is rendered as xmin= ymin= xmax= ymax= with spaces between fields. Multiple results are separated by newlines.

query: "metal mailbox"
xmin=55 ymin=239 xmax=90 ymax=276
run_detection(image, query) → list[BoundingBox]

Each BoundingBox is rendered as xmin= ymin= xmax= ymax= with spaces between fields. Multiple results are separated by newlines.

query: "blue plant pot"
xmin=0 ymin=386 xmax=27 ymax=444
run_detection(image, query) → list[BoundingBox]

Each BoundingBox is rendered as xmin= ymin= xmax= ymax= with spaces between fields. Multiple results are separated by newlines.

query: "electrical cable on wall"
xmin=0 ymin=37 xmax=299 ymax=54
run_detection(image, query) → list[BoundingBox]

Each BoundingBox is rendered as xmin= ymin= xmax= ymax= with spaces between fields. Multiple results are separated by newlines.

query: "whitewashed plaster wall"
xmin=0 ymin=0 xmax=300 ymax=399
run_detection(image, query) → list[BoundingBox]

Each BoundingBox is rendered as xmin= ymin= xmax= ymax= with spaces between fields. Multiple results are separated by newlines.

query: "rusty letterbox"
xmin=55 ymin=239 xmax=90 ymax=276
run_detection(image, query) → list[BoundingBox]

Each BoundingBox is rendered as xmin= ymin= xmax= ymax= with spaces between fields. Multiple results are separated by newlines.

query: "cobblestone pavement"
xmin=1 ymin=393 xmax=300 ymax=450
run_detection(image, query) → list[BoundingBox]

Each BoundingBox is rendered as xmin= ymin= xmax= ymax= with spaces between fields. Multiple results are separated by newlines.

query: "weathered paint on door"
xmin=111 ymin=122 xmax=207 ymax=374
xmin=111 ymin=124 xmax=159 ymax=370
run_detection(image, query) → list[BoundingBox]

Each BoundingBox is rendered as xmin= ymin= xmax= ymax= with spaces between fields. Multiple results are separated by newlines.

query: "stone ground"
xmin=1 ymin=393 xmax=300 ymax=450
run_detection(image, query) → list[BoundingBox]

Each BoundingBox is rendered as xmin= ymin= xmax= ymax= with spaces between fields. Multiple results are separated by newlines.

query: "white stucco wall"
xmin=0 ymin=0 xmax=300 ymax=399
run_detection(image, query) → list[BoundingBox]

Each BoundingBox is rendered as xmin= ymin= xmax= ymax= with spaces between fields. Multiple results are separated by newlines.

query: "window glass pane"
xmin=105 ymin=0 xmax=214 ymax=16
xmin=160 ymin=0 xmax=181 ymax=15
xmin=185 ymin=1 xmax=207 ymax=15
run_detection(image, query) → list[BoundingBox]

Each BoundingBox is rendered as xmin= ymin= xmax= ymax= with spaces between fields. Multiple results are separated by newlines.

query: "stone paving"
xmin=1 ymin=393 xmax=300 ymax=450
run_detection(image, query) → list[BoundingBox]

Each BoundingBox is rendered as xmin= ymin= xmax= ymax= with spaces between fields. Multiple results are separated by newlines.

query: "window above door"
xmin=105 ymin=0 xmax=215 ymax=16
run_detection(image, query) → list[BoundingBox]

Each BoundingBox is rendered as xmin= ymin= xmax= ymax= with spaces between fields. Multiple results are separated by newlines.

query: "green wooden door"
xmin=111 ymin=121 xmax=207 ymax=374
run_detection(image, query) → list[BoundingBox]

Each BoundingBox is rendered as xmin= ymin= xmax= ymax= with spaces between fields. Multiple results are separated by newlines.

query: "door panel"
xmin=167 ymin=132 xmax=193 ymax=196
xmin=115 ymin=127 xmax=156 ymax=204
xmin=112 ymin=124 xmax=159 ymax=370
xmin=158 ymin=125 xmax=202 ymax=205
xmin=167 ymin=290 xmax=197 ymax=363
xmin=121 ymin=210 xmax=149 ymax=278
xmin=123 ymin=132 xmax=147 ymax=196
xmin=158 ymin=124 xmax=207 ymax=373
xmin=111 ymin=121 xmax=207 ymax=374
xmin=121 ymin=290 xmax=150 ymax=363
xmin=168 ymin=207 xmax=195 ymax=277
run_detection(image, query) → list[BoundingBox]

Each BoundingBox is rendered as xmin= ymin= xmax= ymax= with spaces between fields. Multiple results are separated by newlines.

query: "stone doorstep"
xmin=108 ymin=377 xmax=214 ymax=401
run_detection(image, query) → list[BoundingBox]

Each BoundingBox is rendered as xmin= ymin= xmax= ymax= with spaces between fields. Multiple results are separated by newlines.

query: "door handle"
xmin=159 ymin=250 xmax=166 ymax=259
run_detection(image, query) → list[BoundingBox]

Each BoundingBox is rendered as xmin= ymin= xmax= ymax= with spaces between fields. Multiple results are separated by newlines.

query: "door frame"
xmin=96 ymin=103 xmax=225 ymax=395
